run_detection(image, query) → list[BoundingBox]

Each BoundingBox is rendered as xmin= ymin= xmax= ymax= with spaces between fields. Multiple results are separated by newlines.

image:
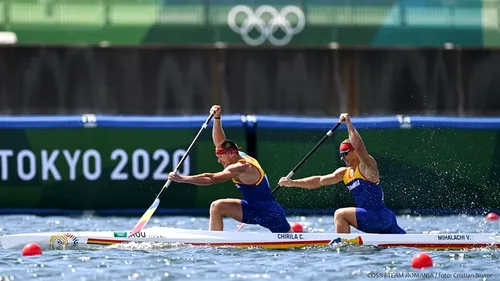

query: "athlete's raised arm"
xmin=210 ymin=105 xmax=226 ymax=146
xmin=339 ymin=113 xmax=379 ymax=182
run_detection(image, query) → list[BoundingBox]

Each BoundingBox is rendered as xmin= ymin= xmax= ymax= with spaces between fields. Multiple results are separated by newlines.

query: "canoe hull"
xmin=1 ymin=227 xmax=498 ymax=250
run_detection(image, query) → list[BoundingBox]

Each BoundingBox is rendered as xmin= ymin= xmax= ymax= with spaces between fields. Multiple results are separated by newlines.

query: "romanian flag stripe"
xmin=87 ymin=238 xmax=126 ymax=245
xmin=85 ymin=238 xmax=500 ymax=250
xmin=129 ymin=198 xmax=160 ymax=236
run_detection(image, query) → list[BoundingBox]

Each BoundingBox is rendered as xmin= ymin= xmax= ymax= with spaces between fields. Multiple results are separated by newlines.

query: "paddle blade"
xmin=129 ymin=198 xmax=160 ymax=237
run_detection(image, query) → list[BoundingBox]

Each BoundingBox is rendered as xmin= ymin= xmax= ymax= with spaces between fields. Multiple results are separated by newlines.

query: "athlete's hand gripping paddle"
xmin=235 ymin=121 xmax=342 ymax=232
xmin=129 ymin=112 xmax=215 ymax=237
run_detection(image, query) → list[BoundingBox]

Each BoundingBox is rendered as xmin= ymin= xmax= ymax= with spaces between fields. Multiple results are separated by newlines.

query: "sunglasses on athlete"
xmin=339 ymin=150 xmax=352 ymax=158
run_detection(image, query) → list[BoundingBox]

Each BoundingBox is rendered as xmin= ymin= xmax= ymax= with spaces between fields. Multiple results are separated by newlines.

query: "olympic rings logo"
xmin=227 ymin=5 xmax=306 ymax=46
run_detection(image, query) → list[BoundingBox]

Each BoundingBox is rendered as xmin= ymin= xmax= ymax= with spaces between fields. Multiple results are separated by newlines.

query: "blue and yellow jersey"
xmin=232 ymin=151 xmax=275 ymax=202
xmin=343 ymin=166 xmax=386 ymax=210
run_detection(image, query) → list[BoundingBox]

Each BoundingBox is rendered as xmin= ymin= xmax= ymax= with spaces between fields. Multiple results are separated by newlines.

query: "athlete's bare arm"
xmin=278 ymin=167 xmax=347 ymax=189
xmin=210 ymin=105 xmax=226 ymax=146
xmin=168 ymin=162 xmax=249 ymax=186
xmin=340 ymin=113 xmax=379 ymax=182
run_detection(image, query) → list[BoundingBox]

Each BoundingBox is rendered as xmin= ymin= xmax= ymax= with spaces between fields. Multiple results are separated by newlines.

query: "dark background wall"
xmin=0 ymin=47 xmax=499 ymax=117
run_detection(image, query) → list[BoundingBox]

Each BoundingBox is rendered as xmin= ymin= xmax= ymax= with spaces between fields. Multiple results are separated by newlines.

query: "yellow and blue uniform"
xmin=233 ymin=151 xmax=291 ymax=233
xmin=343 ymin=166 xmax=406 ymax=234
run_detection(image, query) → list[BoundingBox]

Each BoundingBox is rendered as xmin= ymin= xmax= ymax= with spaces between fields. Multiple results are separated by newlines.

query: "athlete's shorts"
xmin=241 ymin=200 xmax=291 ymax=233
xmin=356 ymin=207 xmax=406 ymax=234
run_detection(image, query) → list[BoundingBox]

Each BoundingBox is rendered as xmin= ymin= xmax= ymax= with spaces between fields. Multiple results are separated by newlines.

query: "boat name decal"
xmin=277 ymin=233 xmax=304 ymax=240
xmin=116 ymin=231 xmax=167 ymax=239
xmin=437 ymin=234 xmax=471 ymax=240
xmin=129 ymin=232 xmax=146 ymax=238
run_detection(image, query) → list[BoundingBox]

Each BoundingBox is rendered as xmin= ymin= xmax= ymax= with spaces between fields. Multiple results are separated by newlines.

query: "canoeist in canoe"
xmin=278 ymin=113 xmax=406 ymax=234
xmin=169 ymin=105 xmax=293 ymax=233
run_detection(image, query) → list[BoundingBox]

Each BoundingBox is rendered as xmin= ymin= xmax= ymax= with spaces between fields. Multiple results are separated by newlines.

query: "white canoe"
xmin=1 ymin=227 xmax=499 ymax=250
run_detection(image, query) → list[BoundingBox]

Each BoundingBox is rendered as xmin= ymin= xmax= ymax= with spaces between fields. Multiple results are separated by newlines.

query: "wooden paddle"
xmin=129 ymin=112 xmax=214 ymax=237
xmin=235 ymin=121 xmax=343 ymax=232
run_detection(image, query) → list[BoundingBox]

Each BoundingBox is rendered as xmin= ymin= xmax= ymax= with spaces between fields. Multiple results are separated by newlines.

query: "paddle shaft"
xmin=129 ymin=112 xmax=214 ymax=237
xmin=156 ymin=113 xmax=215 ymax=198
xmin=236 ymin=121 xmax=342 ymax=232
xmin=271 ymin=121 xmax=342 ymax=194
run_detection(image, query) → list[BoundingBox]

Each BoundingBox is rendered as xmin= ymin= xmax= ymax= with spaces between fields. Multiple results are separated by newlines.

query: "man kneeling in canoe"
xmin=168 ymin=105 xmax=293 ymax=233
xmin=278 ymin=113 xmax=405 ymax=234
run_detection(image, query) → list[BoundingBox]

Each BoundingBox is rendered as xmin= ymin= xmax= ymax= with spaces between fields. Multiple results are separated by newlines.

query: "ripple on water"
xmin=1 ymin=215 xmax=500 ymax=281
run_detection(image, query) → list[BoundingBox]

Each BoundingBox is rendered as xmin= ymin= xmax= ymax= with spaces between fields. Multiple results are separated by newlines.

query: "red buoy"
xmin=290 ymin=222 xmax=304 ymax=233
xmin=411 ymin=252 xmax=433 ymax=269
xmin=486 ymin=212 xmax=498 ymax=221
xmin=22 ymin=243 xmax=42 ymax=256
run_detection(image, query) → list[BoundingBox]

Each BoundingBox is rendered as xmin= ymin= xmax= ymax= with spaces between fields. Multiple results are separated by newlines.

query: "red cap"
xmin=339 ymin=142 xmax=354 ymax=152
